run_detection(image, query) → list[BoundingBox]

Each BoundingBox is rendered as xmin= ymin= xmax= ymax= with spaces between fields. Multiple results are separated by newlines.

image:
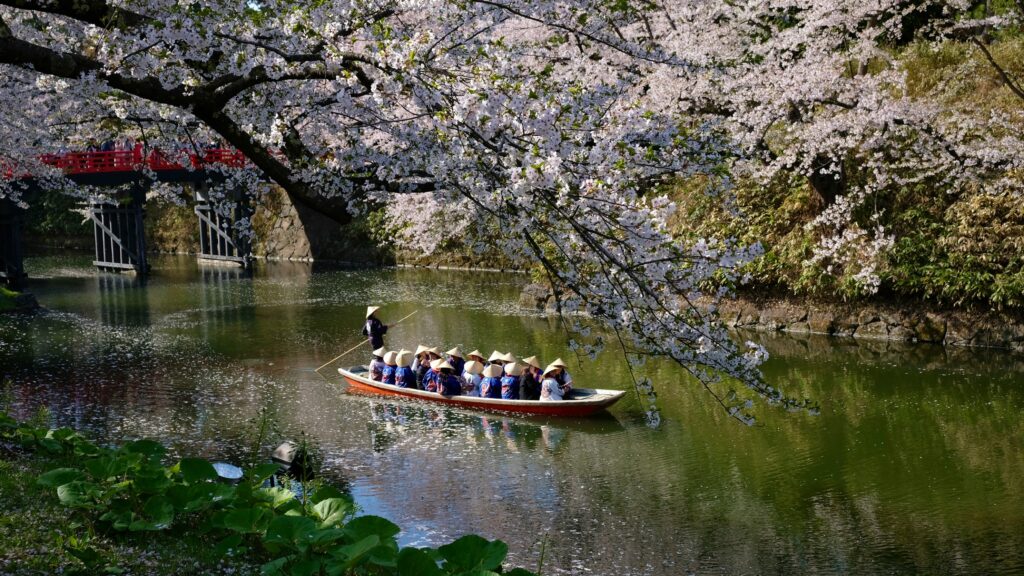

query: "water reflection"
xmin=2 ymin=254 xmax=1022 ymax=575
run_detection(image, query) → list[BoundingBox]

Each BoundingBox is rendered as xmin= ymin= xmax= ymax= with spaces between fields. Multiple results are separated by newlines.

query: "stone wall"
xmin=518 ymin=283 xmax=1024 ymax=352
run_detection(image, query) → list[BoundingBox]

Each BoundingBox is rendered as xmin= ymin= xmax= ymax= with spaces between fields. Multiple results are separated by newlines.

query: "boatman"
xmin=362 ymin=306 xmax=388 ymax=349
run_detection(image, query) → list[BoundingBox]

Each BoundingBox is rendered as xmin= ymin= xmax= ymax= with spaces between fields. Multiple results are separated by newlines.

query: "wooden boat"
xmin=337 ymin=366 xmax=625 ymax=417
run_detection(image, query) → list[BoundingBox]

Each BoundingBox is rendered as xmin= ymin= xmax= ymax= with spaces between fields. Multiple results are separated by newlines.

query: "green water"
xmin=1 ymin=254 xmax=1022 ymax=575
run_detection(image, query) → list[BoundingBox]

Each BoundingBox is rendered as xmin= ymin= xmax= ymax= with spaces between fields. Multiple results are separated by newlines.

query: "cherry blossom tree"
xmin=1 ymin=0 xmax=1020 ymax=422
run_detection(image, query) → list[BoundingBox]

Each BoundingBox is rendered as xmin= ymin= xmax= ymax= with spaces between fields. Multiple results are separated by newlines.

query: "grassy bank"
xmin=0 ymin=451 xmax=254 ymax=575
xmin=0 ymin=412 xmax=538 ymax=576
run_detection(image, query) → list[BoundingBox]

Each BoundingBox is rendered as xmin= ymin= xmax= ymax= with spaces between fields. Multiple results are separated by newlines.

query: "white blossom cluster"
xmin=1 ymin=0 xmax=1020 ymax=420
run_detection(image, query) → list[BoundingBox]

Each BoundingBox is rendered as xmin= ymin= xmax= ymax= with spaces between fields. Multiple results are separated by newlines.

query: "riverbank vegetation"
xmin=0 ymin=411 xmax=537 ymax=576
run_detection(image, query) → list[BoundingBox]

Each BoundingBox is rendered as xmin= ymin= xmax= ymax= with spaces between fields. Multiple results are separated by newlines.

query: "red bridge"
xmin=40 ymin=148 xmax=247 ymax=175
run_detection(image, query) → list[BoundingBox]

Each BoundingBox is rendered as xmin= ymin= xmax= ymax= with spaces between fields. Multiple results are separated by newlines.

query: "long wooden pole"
xmin=314 ymin=309 xmax=419 ymax=373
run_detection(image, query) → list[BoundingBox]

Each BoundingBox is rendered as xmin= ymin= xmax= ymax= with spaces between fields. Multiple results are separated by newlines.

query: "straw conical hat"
xmin=487 ymin=350 xmax=505 ymax=363
xmin=522 ymin=355 xmax=541 ymax=369
xmin=436 ymin=360 xmax=453 ymax=371
xmin=504 ymin=362 xmax=523 ymax=377
xmin=414 ymin=344 xmax=431 ymax=356
xmin=502 ymin=352 xmax=517 ymax=364
xmin=542 ymin=363 xmax=561 ymax=377
xmin=396 ymin=349 xmax=413 ymax=367
xmin=550 ymin=357 xmax=568 ymax=368
xmin=446 ymin=347 xmax=463 ymax=358
xmin=383 ymin=351 xmax=397 ymax=365
xmin=464 ymin=360 xmax=483 ymax=375
xmin=482 ymin=364 xmax=503 ymax=378
xmin=468 ymin=349 xmax=485 ymax=360
xmin=429 ymin=358 xmax=443 ymax=370
xmin=366 ymin=306 xmax=380 ymax=319
xmin=372 ymin=347 xmax=386 ymax=358
xmin=427 ymin=347 xmax=442 ymax=356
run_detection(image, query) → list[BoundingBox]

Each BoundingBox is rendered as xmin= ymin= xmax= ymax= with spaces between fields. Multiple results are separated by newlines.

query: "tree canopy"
xmin=1 ymin=0 xmax=1021 ymax=422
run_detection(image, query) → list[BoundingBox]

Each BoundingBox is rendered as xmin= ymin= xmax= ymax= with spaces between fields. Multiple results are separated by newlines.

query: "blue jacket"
xmin=422 ymin=370 xmax=439 ymax=392
xmin=438 ymin=373 xmax=462 ymax=396
xmin=448 ymin=356 xmax=466 ymax=376
xmin=480 ymin=376 xmax=502 ymax=399
xmin=500 ymin=375 xmax=520 ymax=400
xmin=394 ymin=366 xmax=416 ymax=388
xmin=381 ymin=365 xmax=396 ymax=385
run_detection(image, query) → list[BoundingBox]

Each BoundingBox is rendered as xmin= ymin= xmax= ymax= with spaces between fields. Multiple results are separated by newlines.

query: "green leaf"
xmin=248 ymin=463 xmax=282 ymax=484
xmin=263 ymin=515 xmax=316 ymax=554
xmin=129 ymin=495 xmax=174 ymax=531
xmin=307 ymin=527 xmax=347 ymax=547
xmin=178 ymin=458 xmax=218 ymax=483
xmin=37 ymin=467 xmax=85 ymax=488
xmin=343 ymin=515 xmax=400 ymax=541
xmin=310 ymin=485 xmax=347 ymax=504
xmin=261 ymin=556 xmax=292 ymax=576
xmin=213 ymin=534 xmax=244 ymax=557
xmin=38 ymin=437 xmax=63 ymax=453
xmin=396 ymin=547 xmax=444 ymax=576
xmin=57 ymin=481 xmax=102 ymax=508
xmin=438 ymin=535 xmax=508 ymax=573
xmin=133 ymin=468 xmax=171 ymax=494
xmin=85 ymin=456 xmax=128 ymax=481
xmin=224 ymin=507 xmax=274 ymax=534
xmin=335 ymin=535 xmax=380 ymax=571
xmin=288 ymin=557 xmax=323 ymax=576
xmin=123 ymin=439 xmax=166 ymax=459
xmin=258 ymin=486 xmax=297 ymax=510
xmin=312 ymin=497 xmax=352 ymax=528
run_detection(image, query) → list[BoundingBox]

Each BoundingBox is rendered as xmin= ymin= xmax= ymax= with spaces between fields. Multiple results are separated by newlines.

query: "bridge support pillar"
xmin=194 ymin=187 xmax=252 ymax=268
xmin=89 ymin=185 xmax=149 ymax=275
xmin=0 ymin=198 xmax=27 ymax=289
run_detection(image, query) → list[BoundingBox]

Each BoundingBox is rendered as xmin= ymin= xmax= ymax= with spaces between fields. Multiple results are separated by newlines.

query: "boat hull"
xmin=338 ymin=366 xmax=624 ymax=417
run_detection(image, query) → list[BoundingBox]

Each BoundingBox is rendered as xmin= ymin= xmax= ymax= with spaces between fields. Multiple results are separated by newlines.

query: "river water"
xmin=1 ymin=254 xmax=1022 ymax=575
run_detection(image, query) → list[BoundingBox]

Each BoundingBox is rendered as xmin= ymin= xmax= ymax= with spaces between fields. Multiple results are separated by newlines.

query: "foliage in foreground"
xmin=0 ymin=412 xmax=537 ymax=576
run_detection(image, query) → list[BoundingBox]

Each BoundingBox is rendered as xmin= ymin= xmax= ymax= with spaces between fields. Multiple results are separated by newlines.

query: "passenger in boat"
xmin=520 ymin=355 xmax=543 ymax=400
xmin=446 ymin=347 xmax=466 ymax=375
xmin=394 ymin=349 xmax=417 ymax=388
xmin=423 ymin=359 xmax=442 ymax=392
xmin=548 ymin=358 xmax=574 ymax=392
xmin=437 ymin=361 xmax=462 ymax=396
xmin=462 ymin=360 xmax=483 ymax=396
xmin=362 ymin=306 xmax=388 ymax=349
xmin=487 ymin=351 xmax=506 ymax=367
xmin=369 ymin=347 xmax=387 ymax=381
xmin=467 ymin=349 xmax=487 ymax=365
xmin=381 ymin=351 xmax=398 ymax=385
xmin=413 ymin=345 xmax=432 ymax=388
xmin=501 ymin=362 xmax=522 ymax=400
xmin=502 ymin=352 xmax=517 ymax=365
xmin=539 ymin=364 xmax=566 ymax=401
xmin=480 ymin=364 xmax=503 ymax=398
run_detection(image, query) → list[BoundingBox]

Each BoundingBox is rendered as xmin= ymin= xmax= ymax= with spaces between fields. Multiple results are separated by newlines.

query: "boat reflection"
xmin=363 ymin=397 xmax=623 ymax=454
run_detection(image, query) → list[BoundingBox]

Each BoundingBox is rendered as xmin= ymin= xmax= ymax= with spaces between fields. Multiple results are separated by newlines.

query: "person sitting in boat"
xmin=423 ymin=359 xmax=442 ymax=393
xmin=501 ymin=362 xmax=523 ymax=400
xmin=362 ymin=306 xmax=388 ymax=349
xmin=487 ymin=350 xmax=506 ymax=367
xmin=436 ymin=361 xmax=462 ymax=396
xmin=480 ymin=364 xmax=503 ymax=398
xmin=467 ymin=349 xmax=487 ymax=365
xmin=540 ymin=364 xmax=566 ymax=401
xmin=446 ymin=347 xmax=466 ymax=375
xmin=369 ymin=347 xmax=387 ymax=381
xmin=381 ymin=351 xmax=398 ymax=385
xmin=548 ymin=358 xmax=574 ymax=393
xmin=394 ymin=349 xmax=417 ymax=388
xmin=462 ymin=360 xmax=483 ymax=397
xmin=520 ymin=355 xmax=543 ymax=400
xmin=502 ymin=352 xmax=517 ymax=365
xmin=413 ymin=345 xmax=432 ymax=388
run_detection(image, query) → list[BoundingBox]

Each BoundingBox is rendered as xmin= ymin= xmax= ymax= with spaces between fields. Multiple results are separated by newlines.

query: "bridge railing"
xmin=3 ymin=148 xmax=250 ymax=179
